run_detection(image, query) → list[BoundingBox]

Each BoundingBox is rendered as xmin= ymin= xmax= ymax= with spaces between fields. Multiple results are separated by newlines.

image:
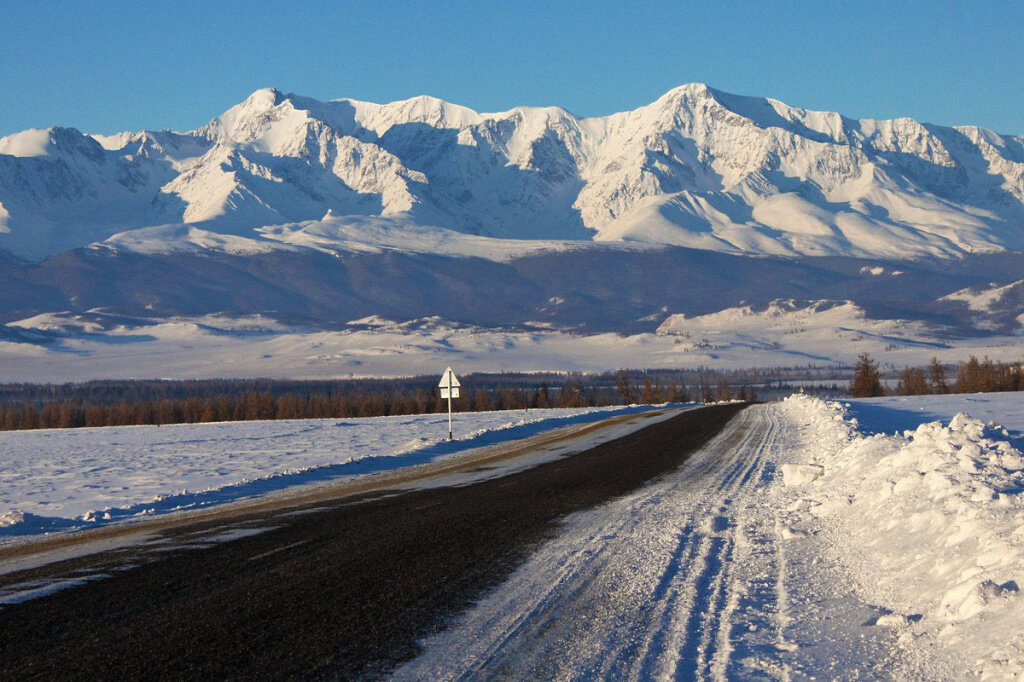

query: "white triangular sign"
xmin=439 ymin=367 xmax=461 ymax=389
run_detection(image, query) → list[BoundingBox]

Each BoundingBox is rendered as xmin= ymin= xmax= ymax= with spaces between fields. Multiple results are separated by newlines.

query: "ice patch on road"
xmin=0 ymin=575 xmax=111 ymax=606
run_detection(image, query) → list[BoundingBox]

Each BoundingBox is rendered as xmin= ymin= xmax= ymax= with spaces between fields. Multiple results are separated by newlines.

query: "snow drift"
xmin=779 ymin=394 xmax=1024 ymax=678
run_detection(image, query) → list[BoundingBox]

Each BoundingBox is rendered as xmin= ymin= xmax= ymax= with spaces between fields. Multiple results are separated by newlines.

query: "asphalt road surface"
xmin=0 ymin=403 xmax=745 ymax=681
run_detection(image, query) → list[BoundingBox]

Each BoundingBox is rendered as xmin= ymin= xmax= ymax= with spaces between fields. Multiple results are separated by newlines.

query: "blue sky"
xmin=1 ymin=1 xmax=1021 ymax=137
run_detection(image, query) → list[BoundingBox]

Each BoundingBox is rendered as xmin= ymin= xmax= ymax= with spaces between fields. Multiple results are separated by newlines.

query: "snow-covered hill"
xmin=3 ymin=301 xmax=1022 ymax=383
xmin=2 ymin=85 xmax=1023 ymax=261
xmin=940 ymin=279 xmax=1024 ymax=333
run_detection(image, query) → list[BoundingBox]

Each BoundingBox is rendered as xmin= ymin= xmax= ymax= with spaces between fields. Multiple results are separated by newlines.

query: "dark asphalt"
xmin=0 ymin=403 xmax=746 ymax=681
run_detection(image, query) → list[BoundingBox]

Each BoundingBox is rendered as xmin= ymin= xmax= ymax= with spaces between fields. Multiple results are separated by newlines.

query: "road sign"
xmin=439 ymin=367 xmax=461 ymax=440
xmin=439 ymin=367 xmax=461 ymax=389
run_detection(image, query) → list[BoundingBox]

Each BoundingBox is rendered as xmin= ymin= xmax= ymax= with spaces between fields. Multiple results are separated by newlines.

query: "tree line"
xmin=849 ymin=354 xmax=1024 ymax=398
xmin=0 ymin=366 xmax=818 ymax=406
xmin=0 ymin=373 xmax=755 ymax=432
xmin=0 ymin=386 xmax=557 ymax=431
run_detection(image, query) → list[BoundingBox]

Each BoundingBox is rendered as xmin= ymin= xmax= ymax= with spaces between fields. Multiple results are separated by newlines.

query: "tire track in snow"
xmin=636 ymin=412 xmax=769 ymax=681
xmin=677 ymin=408 xmax=777 ymax=681
xmin=397 ymin=405 xmax=796 ymax=681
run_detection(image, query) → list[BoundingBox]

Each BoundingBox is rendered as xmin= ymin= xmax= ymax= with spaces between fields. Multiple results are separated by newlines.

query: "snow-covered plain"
xmin=845 ymin=392 xmax=1024 ymax=439
xmin=0 ymin=406 xmax=657 ymax=540
xmin=1 ymin=306 xmax=1021 ymax=382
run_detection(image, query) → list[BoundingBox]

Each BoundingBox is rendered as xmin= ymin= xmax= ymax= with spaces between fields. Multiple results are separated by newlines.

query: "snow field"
xmin=3 ymin=305 xmax=1022 ymax=383
xmin=778 ymin=393 xmax=1024 ymax=679
xmin=846 ymin=392 xmax=1024 ymax=438
xmin=0 ymin=406 xmax=654 ymax=540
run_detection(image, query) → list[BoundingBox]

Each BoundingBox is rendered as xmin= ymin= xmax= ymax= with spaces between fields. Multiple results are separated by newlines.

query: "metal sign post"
xmin=438 ymin=366 xmax=461 ymax=440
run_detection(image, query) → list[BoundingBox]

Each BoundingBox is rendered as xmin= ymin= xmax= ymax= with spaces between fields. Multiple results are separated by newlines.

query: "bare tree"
xmin=897 ymin=367 xmax=929 ymax=395
xmin=928 ymin=357 xmax=948 ymax=394
xmin=615 ymin=370 xmax=636 ymax=405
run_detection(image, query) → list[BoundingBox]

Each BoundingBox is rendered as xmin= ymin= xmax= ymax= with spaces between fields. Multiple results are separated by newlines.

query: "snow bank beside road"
xmin=0 ymin=406 xmax=660 ymax=541
xmin=779 ymin=394 xmax=1024 ymax=679
xmin=845 ymin=393 xmax=1024 ymax=444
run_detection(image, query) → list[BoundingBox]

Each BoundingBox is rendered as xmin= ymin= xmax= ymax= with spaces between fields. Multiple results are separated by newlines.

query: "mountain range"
xmin=0 ymin=85 xmax=1022 ymax=379
xmin=1 ymin=83 xmax=1022 ymax=262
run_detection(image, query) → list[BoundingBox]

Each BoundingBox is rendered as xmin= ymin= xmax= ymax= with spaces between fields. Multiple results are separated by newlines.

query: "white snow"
xmin=254 ymin=214 xmax=622 ymax=263
xmin=0 ymin=129 xmax=54 ymax=158
xmin=859 ymin=265 xmax=903 ymax=276
xmin=943 ymin=282 xmax=1017 ymax=312
xmin=0 ymin=406 xmax=658 ymax=542
xmin=3 ymin=307 xmax=1022 ymax=382
xmin=941 ymin=280 xmax=1024 ymax=332
xmin=398 ymin=404 xmax=927 ymax=678
xmin=392 ymin=392 xmax=1024 ymax=679
xmin=844 ymin=393 xmax=1024 ymax=437
xmin=101 ymin=224 xmax=289 ymax=256
xmin=656 ymin=299 xmax=944 ymax=360
xmin=777 ymin=392 xmax=1024 ymax=679
xmin=780 ymin=463 xmax=824 ymax=486
xmin=3 ymin=84 xmax=1024 ymax=260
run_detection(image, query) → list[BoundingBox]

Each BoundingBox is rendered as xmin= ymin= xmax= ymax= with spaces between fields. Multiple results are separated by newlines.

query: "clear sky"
xmin=1 ymin=0 xmax=1021 ymax=137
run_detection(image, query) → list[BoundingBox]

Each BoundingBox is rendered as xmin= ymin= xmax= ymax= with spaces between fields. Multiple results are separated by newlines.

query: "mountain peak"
xmin=669 ymin=82 xmax=713 ymax=95
xmin=0 ymin=126 xmax=104 ymax=160
xmin=0 ymin=128 xmax=57 ymax=157
xmin=244 ymin=87 xmax=285 ymax=108
xmin=381 ymin=94 xmax=482 ymax=128
xmin=201 ymin=87 xmax=304 ymax=144
xmin=653 ymin=82 xmax=715 ymax=104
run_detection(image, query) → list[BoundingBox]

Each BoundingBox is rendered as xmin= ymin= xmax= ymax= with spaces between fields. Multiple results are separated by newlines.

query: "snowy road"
xmin=0 ymin=405 xmax=746 ymax=680
xmin=6 ymin=397 xmax=1011 ymax=678
xmin=399 ymin=404 xmax=911 ymax=680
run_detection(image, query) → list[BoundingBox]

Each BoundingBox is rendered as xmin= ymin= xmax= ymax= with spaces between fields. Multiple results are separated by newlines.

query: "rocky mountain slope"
xmin=2 ymin=84 xmax=1022 ymax=261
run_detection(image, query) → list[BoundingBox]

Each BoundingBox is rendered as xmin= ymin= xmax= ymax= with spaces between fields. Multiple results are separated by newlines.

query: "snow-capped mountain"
xmin=1 ymin=84 xmax=1022 ymax=261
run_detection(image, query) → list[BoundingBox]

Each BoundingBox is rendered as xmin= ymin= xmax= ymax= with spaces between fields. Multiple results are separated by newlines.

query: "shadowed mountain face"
xmin=1 ymin=84 xmax=1022 ymax=261
xmin=0 ymin=247 xmax=1019 ymax=335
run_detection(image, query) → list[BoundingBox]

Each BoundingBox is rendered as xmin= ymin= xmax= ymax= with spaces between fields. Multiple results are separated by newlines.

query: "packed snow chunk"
xmin=873 ymin=612 xmax=914 ymax=628
xmin=948 ymin=412 xmax=986 ymax=439
xmin=865 ymin=609 xmax=920 ymax=628
xmin=780 ymin=463 xmax=825 ymax=486
xmin=942 ymin=579 xmax=1020 ymax=620
xmin=393 ymin=437 xmax=435 ymax=454
xmin=0 ymin=510 xmax=26 ymax=527
xmin=779 ymin=526 xmax=809 ymax=540
xmin=785 ymin=498 xmax=813 ymax=512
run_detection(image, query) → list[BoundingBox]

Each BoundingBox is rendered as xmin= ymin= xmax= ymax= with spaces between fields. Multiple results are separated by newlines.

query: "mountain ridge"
xmin=1 ymin=84 xmax=1022 ymax=261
